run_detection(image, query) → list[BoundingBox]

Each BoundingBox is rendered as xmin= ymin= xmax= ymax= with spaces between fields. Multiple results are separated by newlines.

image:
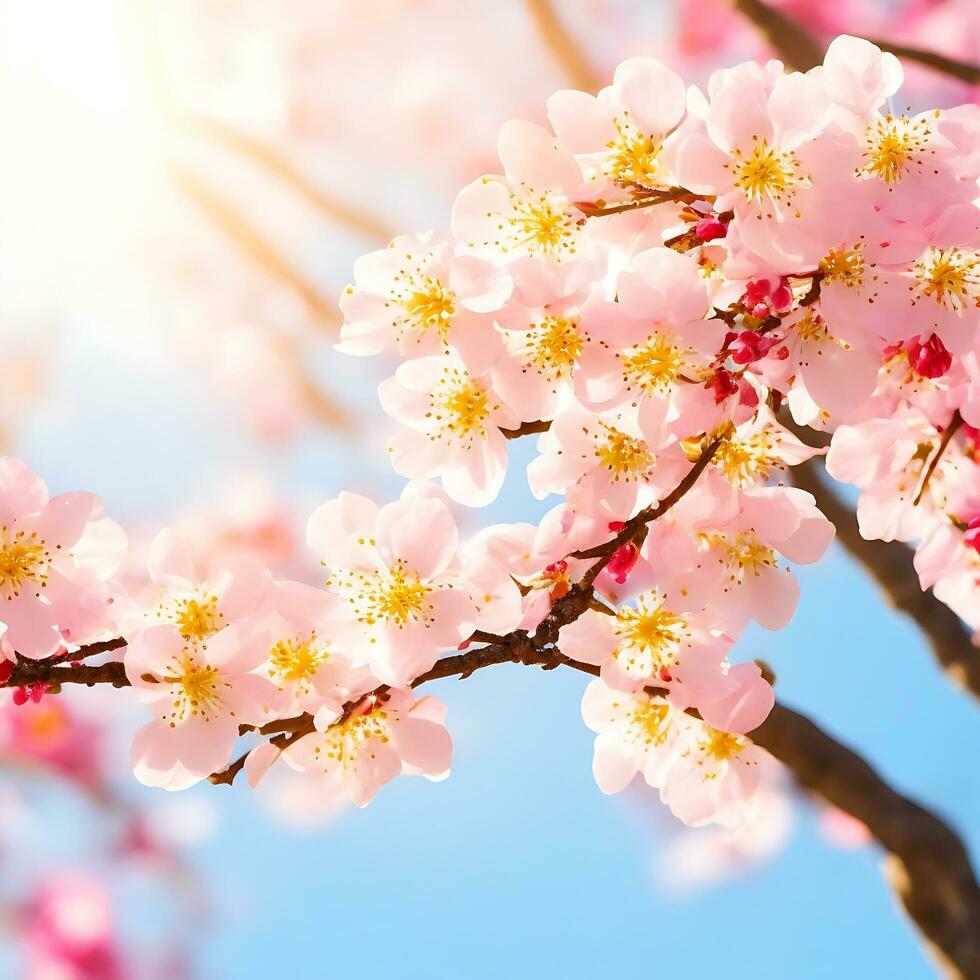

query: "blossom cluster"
xmin=0 ymin=37 xmax=978 ymax=831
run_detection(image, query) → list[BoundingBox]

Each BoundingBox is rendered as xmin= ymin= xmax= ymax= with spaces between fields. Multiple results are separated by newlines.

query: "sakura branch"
xmin=2 ymin=35 xmax=980 ymax=978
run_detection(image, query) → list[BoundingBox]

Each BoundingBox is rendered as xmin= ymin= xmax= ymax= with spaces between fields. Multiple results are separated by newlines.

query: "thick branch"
xmin=524 ymin=0 xmax=600 ymax=92
xmin=791 ymin=456 xmax=980 ymax=701
xmin=170 ymin=164 xmax=341 ymax=329
xmin=2 ymin=639 xmax=129 ymax=690
xmin=732 ymin=0 xmax=980 ymax=84
xmin=177 ymin=115 xmax=397 ymax=243
xmin=752 ymin=705 xmax=980 ymax=979
xmin=729 ymin=0 xmax=824 ymax=70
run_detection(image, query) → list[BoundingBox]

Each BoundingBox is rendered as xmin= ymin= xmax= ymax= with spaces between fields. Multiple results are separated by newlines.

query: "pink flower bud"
xmin=907 ymin=333 xmax=952 ymax=379
xmin=964 ymin=515 xmax=980 ymax=554
xmin=706 ymin=369 xmax=739 ymax=404
xmin=606 ymin=542 xmax=639 ymax=585
xmin=695 ymin=216 xmax=729 ymax=241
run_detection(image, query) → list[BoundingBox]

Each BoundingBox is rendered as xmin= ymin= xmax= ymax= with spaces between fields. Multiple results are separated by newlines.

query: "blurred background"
xmin=0 ymin=1 xmax=977 ymax=977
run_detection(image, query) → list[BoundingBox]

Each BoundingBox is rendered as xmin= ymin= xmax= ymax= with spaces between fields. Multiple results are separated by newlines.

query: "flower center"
xmin=700 ymin=727 xmax=747 ymax=763
xmin=506 ymin=189 xmax=578 ymax=256
xmin=860 ymin=114 xmax=933 ymax=184
xmin=819 ymin=244 xmax=866 ymax=289
xmin=792 ymin=309 xmax=829 ymax=344
xmin=168 ymin=594 xmax=225 ymax=642
xmin=391 ymin=267 xmax=456 ymax=343
xmin=163 ymin=651 xmax=227 ymax=725
xmin=613 ymin=592 xmax=689 ymax=676
xmin=0 ymin=529 xmax=49 ymax=597
xmin=314 ymin=707 xmax=391 ymax=770
xmin=625 ymin=697 xmax=672 ymax=747
xmin=605 ymin=116 xmax=664 ymax=188
xmin=731 ymin=140 xmax=803 ymax=212
xmin=593 ymin=423 xmax=655 ymax=482
xmin=711 ymin=431 xmax=778 ymax=487
xmin=703 ymin=531 xmax=777 ymax=579
xmin=620 ymin=333 xmax=690 ymax=395
xmin=337 ymin=562 xmax=434 ymax=630
xmin=912 ymin=248 xmax=980 ymax=312
xmin=522 ymin=315 xmax=583 ymax=379
xmin=269 ymin=636 xmax=330 ymax=691
xmin=430 ymin=367 xmax=495 ymax=445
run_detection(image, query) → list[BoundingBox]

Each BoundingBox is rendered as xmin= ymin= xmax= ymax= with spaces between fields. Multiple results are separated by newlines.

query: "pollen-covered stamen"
xmin=162 ymin=648 xmax=230 ymax=725
xmin=156 ymin=593 xmax=225 ymax=642
xmin=729 ymin=139 xmax=806 ymax=216
xmin=313 ymin=706 xmax=391 ymax=771
xmin=504 ymin=186 xmax=578 ymax=256
xmin=859 ymin=113 xmax=935 ymax=184
xmin=911 ymin=248 xmax=980 ymax=312
xmin=612 ymin=592 xmax=691 ymax=677
xmin=333 ymin=561 xmax=434 ymax=631
xmin=613 ymin=696 xmax=672 ymax=748
xmin=703 ymin=531 xmax=778 ymax=582
xmin=710 ymin=430 xmax=780 ymax=488
xmin=819 ymin=243 xmax=867 ymax=290
xmin=520 ymin=315 xmax=583 ymax=380
xmin=619 ymin=333 xmax=696 ymax=396
xmin=591 ymin=422 xmax=655 ymax=482
xmin=696 ymin=726 xmax=753 ymax=779
xmin=269 ymin=635 xmax=331 ymax=693
xmin=428 ymin=367 xmax=497 ymax=447
xmin=0 ymin=527 xmax=50 ymax=598
xmin=388 ymin=261 xmax=457 ymax=343
xmin=604 ymin=113 xmax=665 ymax=188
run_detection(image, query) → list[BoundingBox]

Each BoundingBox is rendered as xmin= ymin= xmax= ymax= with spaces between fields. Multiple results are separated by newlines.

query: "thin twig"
xmin=499 ymin=419 xmax=553 ymax=439
xmin=914 ymin=411 xmax=963 ymax=506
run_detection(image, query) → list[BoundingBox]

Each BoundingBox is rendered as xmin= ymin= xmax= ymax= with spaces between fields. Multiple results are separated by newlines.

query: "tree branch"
xmin=729 ymin=0 xmax=824 ymax=70
xmin=751 ymin=705 xmax=980 ymax=979
xmin=524 ymin=0 xmax=600 ymax=93
xmin=732 ymin=0 xmax=980 ymax=84
xmin=169 ymin=164 xmax=341 ymax=330
xmin=791 ymin=455 xmax=980 ymax=701
xmin=176 ymin=115 xmax=398 ymax=244
xmin=499 ymin=419 xmax=553 ymax=440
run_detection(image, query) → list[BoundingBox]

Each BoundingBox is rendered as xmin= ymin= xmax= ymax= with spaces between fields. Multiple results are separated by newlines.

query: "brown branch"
xmin=177 ymin=115 xmax=397 ymax=244
xmin=729 ymin=0 xmax=824 ymax=70
xmin=4 ymin=660 xmax=129 ymax=690
xmin=2 ymin=639 xmax=129 ymax=690
xmin=524 ymin=0 xmax=600 ymax=92
xmin=732 ymin=0 xmax=980 ymax=84
xmin=914 ymin=411 xmax=963 ymax=506
xmin=752 ymin=705 xmax=980 ymax=979
xmin=864 ymin=38 xmax=980 ymax=87
xmin=499 ymin=419 xmax=553 ymax=439
xmin=577 ymin=187 xmax=703 ymax=217
xmin=791 ymin=454 xmax=980 ymax=701
xmin=571 ymin=433 xmax=725 ymax=582
xmin=169 ymin=164 xmax=341 ymax=330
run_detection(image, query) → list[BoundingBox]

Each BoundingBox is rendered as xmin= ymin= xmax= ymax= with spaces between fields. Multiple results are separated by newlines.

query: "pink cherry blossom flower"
xmin=130 ymin=528 xmax=272 ymax=644
xmin=126 ymin=622 xmax=281 ymax=789
xmin=546 ymin=57 xmax=687 ymax=201
xmin=307 ymin=491 xmax=476 ymax=685
xmin=378 ymin=351 xmax=519 ymax=507
xmin=0 ymin=458 xmax=125 ymax=659
xmin=282 ymin=688 xmax=451 ymax=807
xmin=452 ymin=120 xmax=586 ymax=265
xmin=338 ymin=231 xmax=512 ymax=361
xmin=580 ymin=679 xmax=682 ymax=794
